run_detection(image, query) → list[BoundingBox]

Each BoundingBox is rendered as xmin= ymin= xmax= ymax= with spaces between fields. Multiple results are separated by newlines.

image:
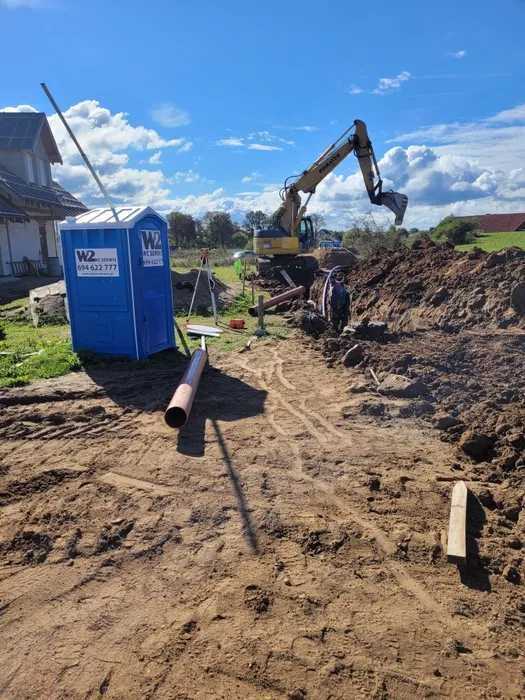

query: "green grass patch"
xmin=184 ymin=292 xmax=291 ymax=353
xmin=0 ymin=286 xmax=290 ymax=387
xmin=171 ymin=260 xmax=257 ymax=290
xmin=457 ymin=231 xmax=525 ymax=252
xmin=0 ymin=320 xmax=80 ymax=388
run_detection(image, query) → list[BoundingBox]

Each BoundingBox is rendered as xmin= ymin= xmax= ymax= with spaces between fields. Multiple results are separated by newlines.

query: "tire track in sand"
xmin=234 ymin=353 xmax=448 ymax=620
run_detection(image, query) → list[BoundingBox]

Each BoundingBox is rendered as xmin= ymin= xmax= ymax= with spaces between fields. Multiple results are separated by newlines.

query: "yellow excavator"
xmin=254 ymin=119 xmax=408 ymax=279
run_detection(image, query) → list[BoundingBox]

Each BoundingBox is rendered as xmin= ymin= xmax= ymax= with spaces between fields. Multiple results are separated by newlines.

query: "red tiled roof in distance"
xmin=478 ymin=213 xmax=525 ymax=233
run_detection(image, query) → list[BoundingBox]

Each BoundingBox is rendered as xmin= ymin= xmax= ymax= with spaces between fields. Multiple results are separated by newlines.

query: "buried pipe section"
xmin=164 ymin=345 xmax=208 ymax=428
xmin=248 ymin=285 xmax=305 ymax=317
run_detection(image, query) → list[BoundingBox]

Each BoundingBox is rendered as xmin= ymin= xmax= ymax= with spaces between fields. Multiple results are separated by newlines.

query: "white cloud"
xmin=373 ymin=70 xmax=411 ymax=94
xmin=0 ymin=104 xmax=38 ymax=112
xmin=48 ymin=100 xmax=191 ymax=162
xmin=171 ymin=169 xmax=201 ymax=184
xmin=449 ymin=50 xmax=467 ymax=59
xmin=6 ymin=96 xmax=522 ymax=230
xmin=216 ymin=137 xmax=244 ymax=147
xmin=151 ymin=103 xmax=190 ymax=128
xmin=217 ymin=133 xmax=285 ymax=151
xmin=308 ymin=103 xmax=525 ymax=229
xmin=8 ymin=99 xmax=193 ymax=207
xmin=293 ymin=125 xmax=318 ymax=132
xmin=346 ymin=84 xmax=364 ymax=95
xmin=488 ymin=103 xmax=525 ymax=123
xmin=241 ymin=171 xmax=262 ymax=183
xmin=248 ymin=143 xmax=282 ymax=151
xmin=390 ymin=102 xmax=525 ymax=173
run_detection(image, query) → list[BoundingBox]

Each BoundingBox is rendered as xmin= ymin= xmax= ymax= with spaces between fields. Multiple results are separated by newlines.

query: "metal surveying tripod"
xmin=187 ymin=249 xmax=218 ymax=323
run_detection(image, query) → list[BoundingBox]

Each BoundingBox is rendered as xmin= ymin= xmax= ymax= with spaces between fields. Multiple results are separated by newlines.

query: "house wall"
xmin=46 ymin=220 xmax=58 ymax=258
xmin=0 ymin=220 xmax=41 ymax=275
xmin=33 ymin=140 xmax=52 ymax=186
xmin=9 ymin=220 xmax=40 ymax=261
xmin=0 ymin=223 xmax=10 ymax=276
xmin=0 ymin=150 xmax=26 ymax=180
xmin=0 ymin=220 xmax=65 ymax=276
xmin=0 ymin=142 xmax=52 ymax=187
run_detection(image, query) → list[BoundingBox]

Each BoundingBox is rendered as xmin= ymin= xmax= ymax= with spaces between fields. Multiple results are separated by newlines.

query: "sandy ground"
xmin=1 ymin=335 xmax=524 ymax=699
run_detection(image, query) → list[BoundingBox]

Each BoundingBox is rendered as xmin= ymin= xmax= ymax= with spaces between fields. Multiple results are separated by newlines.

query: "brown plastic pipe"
xmin=164 ymin=348 xmax=207 ymax=428
xmin=248 ymin=285 xmax=305 ymax=316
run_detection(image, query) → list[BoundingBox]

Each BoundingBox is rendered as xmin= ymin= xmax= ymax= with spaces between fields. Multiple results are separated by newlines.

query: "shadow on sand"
xmin=84 ymin=350 xmax=267 ymax=554
xmin=457 ymin=490 xmax=491 ymax=592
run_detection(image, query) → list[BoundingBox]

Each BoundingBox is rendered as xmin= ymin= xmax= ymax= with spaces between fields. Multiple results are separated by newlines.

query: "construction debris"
xmin=341 ymin=343 xmax=364 ymax=367
xmin=28 ymin=280 xmax=68 ymax=326
xmin=248 ymin=286 xmax=306 ymax=317
xmin=186 ymin=324 xmax=223 ymax=337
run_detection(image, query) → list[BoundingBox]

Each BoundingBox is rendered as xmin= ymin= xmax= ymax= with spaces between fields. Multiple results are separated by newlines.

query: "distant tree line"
xmin=168 ymin=209 xmax=330 ymax=250
xmin=169 ymin=207 xmax=474 ymax=256
xmin=168 ymin=211 xmax=247 ymax=249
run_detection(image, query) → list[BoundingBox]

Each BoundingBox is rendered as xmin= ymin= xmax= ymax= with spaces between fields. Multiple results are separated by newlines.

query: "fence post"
xmin=255 ymin=294 xmax=267 ymax=336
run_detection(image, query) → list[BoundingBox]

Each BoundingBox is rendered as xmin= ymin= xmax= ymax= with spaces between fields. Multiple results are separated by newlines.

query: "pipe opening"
xmin=164 ymin=406 xmax=188 ymax=429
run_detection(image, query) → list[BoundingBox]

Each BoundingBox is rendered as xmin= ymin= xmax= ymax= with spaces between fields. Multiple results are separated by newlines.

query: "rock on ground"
xmin=28 ymin=280 xmax=68 ymax=326
xmin=378 ymin=373 xmax=428 ymax=399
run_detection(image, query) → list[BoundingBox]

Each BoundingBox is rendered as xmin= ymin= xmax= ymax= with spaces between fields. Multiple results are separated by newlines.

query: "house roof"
xmin=0 ymin=194 xmax=27 ymax=220
xmin=61 ymin=206 xmax=167 ymax=229
xmin=0 ymin=163 xmax=87 ymax=218
xmin=478 ymin=213 xmax=525 ymax=233
xmin=0 ymin=112 xmax=62 ymax=164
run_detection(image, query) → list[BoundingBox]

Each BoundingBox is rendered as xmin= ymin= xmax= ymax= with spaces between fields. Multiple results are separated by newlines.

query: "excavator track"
xmin=257 ymin=254 xmax=319 ymax=288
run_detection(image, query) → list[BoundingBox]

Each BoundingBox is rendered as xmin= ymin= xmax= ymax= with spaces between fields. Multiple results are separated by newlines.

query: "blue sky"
xmin=2 ymin=0 xmax=525 ymax=228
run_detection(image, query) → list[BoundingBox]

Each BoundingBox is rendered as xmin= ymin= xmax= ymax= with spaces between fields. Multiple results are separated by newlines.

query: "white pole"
xmin=40 ymin=82 xmax=120 ymax=223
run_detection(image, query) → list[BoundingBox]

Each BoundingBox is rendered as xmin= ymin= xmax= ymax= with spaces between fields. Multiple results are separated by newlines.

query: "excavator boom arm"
xmin=275 ymin=119 xmax=408 ymax=233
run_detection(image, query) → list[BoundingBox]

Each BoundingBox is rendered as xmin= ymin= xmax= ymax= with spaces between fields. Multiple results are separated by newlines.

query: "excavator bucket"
xmin=380 ymin=191 xmax=408 ymax=226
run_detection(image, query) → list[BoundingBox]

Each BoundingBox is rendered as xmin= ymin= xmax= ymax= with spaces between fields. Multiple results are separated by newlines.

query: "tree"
xmin=341 ymin=215 xmax=408 ymax=257
xmin=243 ymin=210 xmax=269 ymax=232
xmin=309 ymin=213 xmax=325 ymax=233
xmin=231 ymin=230 xmax=249 ymax=249
xmin=431 ymin=216 xmax=478 ymax=245
xmin=202 ymin=211 xmax=236 ymax=247
xmin=168 ymin=211 xmax=197 ymax=248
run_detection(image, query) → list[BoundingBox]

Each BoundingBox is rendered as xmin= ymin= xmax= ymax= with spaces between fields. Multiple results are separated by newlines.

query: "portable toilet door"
xmin=128 ymin=211 xmax=174 ymax=357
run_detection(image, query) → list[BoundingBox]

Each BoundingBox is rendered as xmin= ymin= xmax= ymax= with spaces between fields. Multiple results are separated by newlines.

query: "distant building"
xmin=476 ymin=213 xmax=525 ymax=233
xmin=0 ymin=112 xmax=87 ymax=277
xmin=456 ymin=213 xmax=525 ymax=234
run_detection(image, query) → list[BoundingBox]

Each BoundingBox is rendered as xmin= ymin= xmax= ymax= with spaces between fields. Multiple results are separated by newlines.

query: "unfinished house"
xmin=0 ymin=112 xmax=87 ymax=277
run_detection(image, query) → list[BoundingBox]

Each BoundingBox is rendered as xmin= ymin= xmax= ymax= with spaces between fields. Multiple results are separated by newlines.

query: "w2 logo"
xmin=76 ymin=249 xmax=95 ymax=262
xmin=141 ymin=231 xmax=161 ymax=250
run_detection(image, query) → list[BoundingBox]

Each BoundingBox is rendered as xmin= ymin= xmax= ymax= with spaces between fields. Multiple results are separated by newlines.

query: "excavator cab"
xmin=298 ymin=216 xmax=317 ymax=252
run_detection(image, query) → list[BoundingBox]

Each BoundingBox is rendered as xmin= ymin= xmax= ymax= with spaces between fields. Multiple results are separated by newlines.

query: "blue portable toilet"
xmin=60 ymin=206 xmax=175 ymax=360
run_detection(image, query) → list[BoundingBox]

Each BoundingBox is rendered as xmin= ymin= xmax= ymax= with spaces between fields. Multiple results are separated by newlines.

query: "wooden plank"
xmin=369 ymin=367 xmax=380 ymax=386
xmin=280 ymin=269 xmax=297 ymax=288
xmin=447 ymin=480 xmax=468 ymax=564
xmin=174 ymin=319 xmax=191 ymax=358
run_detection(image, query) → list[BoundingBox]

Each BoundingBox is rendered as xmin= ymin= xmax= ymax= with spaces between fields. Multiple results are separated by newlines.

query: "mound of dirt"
xmin=331 ymin=241 xmax=525 ymax=332
xmin=309 ymin=243 xmax=525 ymax=475
xmin=313 ymin=247 xmax=358 ymax=270
xmin=171 ymin=269 xmax=230 ymax=313
xmin=319 ymin=328 xmax=525 ymax=474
